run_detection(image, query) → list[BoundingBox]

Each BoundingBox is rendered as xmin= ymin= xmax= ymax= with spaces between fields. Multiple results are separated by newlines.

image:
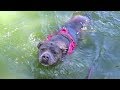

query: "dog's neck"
xmin=50 ymin=34 xmax=70 ymax=53
xmin=55 ymin=41 xmax=68 ymax=50
xmin=46 ymin=27 xmax=77 ymax=55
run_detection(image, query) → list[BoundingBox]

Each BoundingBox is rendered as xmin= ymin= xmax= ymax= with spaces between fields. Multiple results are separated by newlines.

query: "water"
xmin=0 ymin=11 xmax=120 ymax=79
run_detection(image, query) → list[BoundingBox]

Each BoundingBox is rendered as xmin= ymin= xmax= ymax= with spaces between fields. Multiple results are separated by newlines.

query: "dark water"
xmin=0 ymin=11 xmax=120 ymax=79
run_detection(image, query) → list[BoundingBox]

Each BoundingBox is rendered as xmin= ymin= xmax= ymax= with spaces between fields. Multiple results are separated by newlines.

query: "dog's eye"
xmin=53 ymin=51 xmax=57 ymax=55
xmin=40 ymin=48 xmax=46 ymax=52
xmin=51 ymin=50 xmax=57 ymax=55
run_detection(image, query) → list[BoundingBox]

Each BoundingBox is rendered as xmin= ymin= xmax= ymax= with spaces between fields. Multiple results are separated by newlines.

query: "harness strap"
xmin=46 ymin=27 xmax=77 ymax=55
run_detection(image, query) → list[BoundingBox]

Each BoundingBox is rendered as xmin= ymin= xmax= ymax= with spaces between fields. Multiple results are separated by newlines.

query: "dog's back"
xmin=64 ymin=15 xmax=90 ymax=43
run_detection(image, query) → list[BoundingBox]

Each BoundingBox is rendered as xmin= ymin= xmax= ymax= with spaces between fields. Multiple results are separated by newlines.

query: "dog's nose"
xmin=41 ymin=54 xmax=49 ymax=64
xmin=42 ymin=55 xmax=49 ymax=60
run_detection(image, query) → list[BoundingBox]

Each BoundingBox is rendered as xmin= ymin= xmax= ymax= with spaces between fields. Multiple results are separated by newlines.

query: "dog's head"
xmin=37 ymin=41 xmax=67 ymax=66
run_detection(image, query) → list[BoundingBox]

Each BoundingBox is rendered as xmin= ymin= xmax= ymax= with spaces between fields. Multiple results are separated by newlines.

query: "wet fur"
xmin=37 ymin=15 xmax=90 ymax=66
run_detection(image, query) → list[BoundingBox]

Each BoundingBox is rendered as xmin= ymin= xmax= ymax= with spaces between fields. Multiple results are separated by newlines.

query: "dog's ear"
xmin=37 ymin=42 xmax=43 ymax=49
xmin=60 ymin=48 xmax=68 ymax=59
xmin=61 ymin=48 xmax=68 ymax=54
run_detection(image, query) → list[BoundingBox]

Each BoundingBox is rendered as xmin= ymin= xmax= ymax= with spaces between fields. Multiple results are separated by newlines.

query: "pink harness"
xmin=46 ymin=27 xmax=76 ymax=55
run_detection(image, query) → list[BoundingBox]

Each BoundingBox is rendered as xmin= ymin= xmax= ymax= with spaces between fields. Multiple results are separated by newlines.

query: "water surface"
xmin=0 ymin=11 xmax=120 ymax=79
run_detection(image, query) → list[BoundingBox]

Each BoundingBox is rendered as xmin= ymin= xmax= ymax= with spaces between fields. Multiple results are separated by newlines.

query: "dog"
xmin=37 ymin=15 xmax=90 ymax=66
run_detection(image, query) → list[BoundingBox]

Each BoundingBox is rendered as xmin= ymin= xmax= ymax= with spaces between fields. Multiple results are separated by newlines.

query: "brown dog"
xmin=37 ymin=15 xmax=90 ymax=66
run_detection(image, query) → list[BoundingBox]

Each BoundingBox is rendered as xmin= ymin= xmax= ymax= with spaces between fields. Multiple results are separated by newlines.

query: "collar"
xmin=46 ymin=27 xmax=77 ymax=55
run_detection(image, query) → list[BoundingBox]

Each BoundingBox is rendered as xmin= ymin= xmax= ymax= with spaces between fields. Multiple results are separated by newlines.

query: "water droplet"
xmin=55 ymin=73 xmax=58 ymax=76
xmin=27 ymin=61 xmax=30 ymax=64
xmin=60 ymin=70 xmax=65 ymax=74
xmin=40 ymin=71 xmax=45 ymax=74
xmin=15 ymin=28 xmax=18 ymax=30
xmin=23 ymin=48 xmax=26 ymax=50
xmin=21 ymin=56 xmax=24 ymax=58
xmin=15 ymin=61 xmax=18 ymax=64
xmin=15 ymin=58 xmax=18 ymax=61
xmin=69 ymin=62 xmax=73 ymax=66
xmin=4 ymin=28 xmax=7 ymax=29
xmin=76 ymin=64 xmax=80 ymax=67
xmin=4 ymin=49 xmax=6 ymax=52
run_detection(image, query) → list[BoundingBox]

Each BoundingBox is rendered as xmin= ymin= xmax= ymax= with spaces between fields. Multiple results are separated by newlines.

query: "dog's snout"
xmin=41 ymin=59 xmax=48 ymax=64
xmin=42 ymin=55 xmax=49 ymax=60
xmin=41 ymin=54 xmax=50 ymax=64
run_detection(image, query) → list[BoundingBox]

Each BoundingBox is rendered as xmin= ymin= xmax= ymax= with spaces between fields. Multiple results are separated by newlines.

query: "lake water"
xmin=0 ymin=11 xmax=120 ymax=79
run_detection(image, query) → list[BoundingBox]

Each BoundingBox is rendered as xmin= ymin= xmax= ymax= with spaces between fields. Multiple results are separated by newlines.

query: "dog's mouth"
xmin=39 ymin=56 xmax=57 ymax=66
xmin=40 ymin=61 xmax=57 ymax=66
xmin=41 ymin=63 xmax=49 ymax=66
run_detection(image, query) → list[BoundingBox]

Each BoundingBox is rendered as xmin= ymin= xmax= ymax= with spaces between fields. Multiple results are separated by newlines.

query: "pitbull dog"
xmin=37 ymin=15 xmax=90 ymax=66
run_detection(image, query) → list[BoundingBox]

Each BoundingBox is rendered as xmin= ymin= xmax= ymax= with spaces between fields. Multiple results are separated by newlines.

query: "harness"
xmin=46 ymin=27 xmax=77 ymax=55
